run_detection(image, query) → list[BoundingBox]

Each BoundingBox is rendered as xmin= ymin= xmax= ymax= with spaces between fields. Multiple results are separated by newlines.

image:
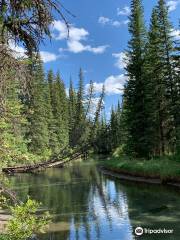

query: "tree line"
xmin=0 ymin=51 xmax=105 ymax=166
xmin=96 ymin=0 xmax=180 ymax=159
xmin=0 ymin=0 xmax=179 ymax=164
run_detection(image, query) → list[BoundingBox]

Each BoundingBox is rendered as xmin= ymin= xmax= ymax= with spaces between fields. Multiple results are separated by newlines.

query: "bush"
xmin=6 ymin=198 xmax=50 ymax=240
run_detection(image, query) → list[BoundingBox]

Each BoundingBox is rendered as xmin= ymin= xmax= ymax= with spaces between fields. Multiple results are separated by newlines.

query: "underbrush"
xmin=103 ymin=149 xmax=180 ymax=181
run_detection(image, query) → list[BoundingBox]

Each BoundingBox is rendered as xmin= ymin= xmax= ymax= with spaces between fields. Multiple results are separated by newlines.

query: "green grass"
xmin=103 ymin=154 xmax=180 ymax=181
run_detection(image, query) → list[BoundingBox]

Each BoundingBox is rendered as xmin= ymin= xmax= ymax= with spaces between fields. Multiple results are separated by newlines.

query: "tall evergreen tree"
xmin=143 ymin=8 xmax=169 ymax=156
xmin=172 ymin=26 xmax=180 ymax=153
xmin=124 ymin=0 xmax=147 ymax=157
xmin=28 ymin=58 xmax=49 ymax=155
xmin=48 ymin=70 xmax=69 ymax=151
xmin=94 ymin=116 xmax=111 ymax=154
xmin=74 ymin=68 xmax=86 ymax=146
xmin=110 ymin=107 xmax=118 ymax=149
xmin=76 ymin=68 xmax=85 ymax=122
xmin=55 ymin=72 xmax=69 ymax=149
xmin=44 ymin=78 xmax=59 ymax=154
xmin=156 ymin=0 xmax=176 ymax=153
xmin=68 ymin=78 xmax=77 ymax=147
xmin=0 ymin=76 xmax=29 ymax=165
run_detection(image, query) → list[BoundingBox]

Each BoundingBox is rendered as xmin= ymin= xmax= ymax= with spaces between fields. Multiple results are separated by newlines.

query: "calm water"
xmin=8 ymin=159 xmax=180 ymax=240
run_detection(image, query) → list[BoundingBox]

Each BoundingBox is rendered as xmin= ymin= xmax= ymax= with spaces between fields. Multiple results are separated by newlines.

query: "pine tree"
xmin=44 ymin=79 xmax=59 ymax=154
xmin=68 ymin=78 xmax=77 ymax=147
xmin=55 ymin=72 xmax=69 ymax=149
xmin=74 ymin=68 xmax=86 ymax=146
xmin=172 ymin=25 xmax=180 ymax=153
xmin=0 ymin=73 xmax=29 ymax=165
xmin=124 ymin=0 xmax=148 ymax=157
xmin=156 ymin=0 xmax=176 ymax=153
xmin=143 ymin=8 xmax=169 ymax=156
xmin=94 ymin=116 xmax=111 ymax=154
xmin=110 ymin=107 xmax=118 ymax=149
xmin=76 ymin=68 xmax=85 ymax=122
xmin=28 ymin=58 xmax=49 ymax=155
xmin=48 ymin=70 xmax=69 ymax=151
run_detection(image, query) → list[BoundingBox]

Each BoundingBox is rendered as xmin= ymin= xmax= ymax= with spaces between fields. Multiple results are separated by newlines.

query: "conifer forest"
xmin=0 ymin=0 xmax=180 ymax=240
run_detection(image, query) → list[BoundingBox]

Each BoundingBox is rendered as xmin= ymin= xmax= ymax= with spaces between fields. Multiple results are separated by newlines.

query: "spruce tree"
xmin=124 ymin=0 xmax=148 ymax=157
xmin=156 ymin=0 xmax=176 ymax=153
xmin=172 ymin=25 xmax=180 ymax=153
xmin=48 ymin=70 xmax=69 ymax=151
xmin=68 ymin=78 xmax=77 ymax=147
xmin=0 ymin=76 xmax=29 ymax=165
xmin=143 ymin=8 xmax=168 ymax=156
xmin=44 ymin=79 xmax=59 ymax=154
xmin=94 ymin=116 xmax=111 ymax=154
xmin=28 ymin=58 xmax=49 ymax=155
xmin=74 ymin=68 xmax=86 ymax=146
xmin=55 ymin=72 xmax=69 ymax=149
xmin=116 ymin=101 xmax=123 ymax=147
xmin=76 ymin=68 xmax=85 ymax=122
xmin=110 ymin=107 xmax=118 ymax=149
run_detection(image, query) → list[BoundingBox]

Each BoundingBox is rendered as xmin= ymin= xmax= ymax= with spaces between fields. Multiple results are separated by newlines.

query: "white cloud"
xmin=9 ymin=42 xmax=26 ymax=58
xmin=167 ymin=0 xmax=180 ymax=12
xmin=67 ymin=41 xmax=108 ymax=54
xmin=40 ymin=51 xmax=59 ymax=63
xmin=9 ymin=41 xmax=59 ymax=63
xmin=112 ymin=21 xmax=122 ymax=27
xmin=86 ymin=74 xmax=127 ymax=95
xmin=52 ymin=20 xmax=108 ymax=54
xmin=170 ymin=28 xmax=180 ymax=40
xmin=98 ymin=16 xmax=129 ymax=28
xmin=98 ymin=16 xmax=111 ymax=25
xmin=117 ymin=6 xmax=131 ymax=16
xmin=112 ymin=52 xmax=128 ymax=70
xmin=122 ymin=20 xmax=130 ymax=25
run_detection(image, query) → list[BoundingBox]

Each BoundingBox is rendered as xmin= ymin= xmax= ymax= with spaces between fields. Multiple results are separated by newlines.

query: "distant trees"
xmin=0 ymin=53 xmax=105 ymax=165
xmin=94 ymin=103 xmax=124 ymax=154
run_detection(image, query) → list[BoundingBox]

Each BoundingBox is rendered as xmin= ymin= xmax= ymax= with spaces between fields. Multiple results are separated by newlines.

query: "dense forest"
xmin=97 ymin=0 xmax=180 ymax=159
xmin=0 ymin=0 xmax=179 ymax=172
xmin=0 ymin=56 xmax=105 ymax=166
xmin=0 ymin=0 xmax=179 ymax=169
xmin=0 ymin=0 xmax=180 ymax=239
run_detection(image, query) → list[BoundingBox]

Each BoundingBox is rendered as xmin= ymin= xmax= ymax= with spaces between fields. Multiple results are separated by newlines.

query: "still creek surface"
xmin=8 ymin=158 xmax=180 ymax=240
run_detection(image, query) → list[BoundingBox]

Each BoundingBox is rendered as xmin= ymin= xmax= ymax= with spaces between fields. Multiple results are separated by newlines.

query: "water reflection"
xmin=7 ymin=159 xmax=180 ymax=240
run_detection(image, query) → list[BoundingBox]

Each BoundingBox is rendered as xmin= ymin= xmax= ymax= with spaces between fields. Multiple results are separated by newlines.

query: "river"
xmin=8 ymin=158 xmax=180 ymax=240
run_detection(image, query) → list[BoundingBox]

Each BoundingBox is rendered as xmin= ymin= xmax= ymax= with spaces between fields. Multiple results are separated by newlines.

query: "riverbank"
xmin=101 ymin=155 xmax=180 ymax=186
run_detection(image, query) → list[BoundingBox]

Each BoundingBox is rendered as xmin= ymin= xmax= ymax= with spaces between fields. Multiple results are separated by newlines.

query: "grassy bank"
xmin=102 ymin=153 xmax=180 ymax=182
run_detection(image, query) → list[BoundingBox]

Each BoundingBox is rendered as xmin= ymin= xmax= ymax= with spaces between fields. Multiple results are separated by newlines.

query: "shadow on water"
xmin=7 ymin=159 xmax=180 ymax=240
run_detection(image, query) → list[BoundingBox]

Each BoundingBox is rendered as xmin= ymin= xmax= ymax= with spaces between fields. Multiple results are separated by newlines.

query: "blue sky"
xmin=12 ymin=0 xmax=180 ymax=115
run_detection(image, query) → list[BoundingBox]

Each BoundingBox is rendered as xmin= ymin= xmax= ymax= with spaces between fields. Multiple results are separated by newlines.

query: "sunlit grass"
xmin=103 ymin=153 xmax=180 ymax=181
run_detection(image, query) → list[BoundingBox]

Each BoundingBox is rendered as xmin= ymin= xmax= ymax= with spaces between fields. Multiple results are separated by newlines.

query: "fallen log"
xmin=2 ymin=151 xmax=84 ymax=174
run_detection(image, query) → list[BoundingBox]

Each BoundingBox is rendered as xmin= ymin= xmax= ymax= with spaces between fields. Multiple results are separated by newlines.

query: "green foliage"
xmin=104 ymin=153 xmax=180 ymax=181
xmin=0 ymin=0 xmax=66 ymax=56
xmin=68 ymin=79 xmax=77 ymax=147
xmin=94 ymin=117 xmax=111 ymax=154
xmin=7 ymin=198 xmax=50 ymax=240
xmin=28 ymin=57 xmax=50 ymax=155
xmin=122 ymin=0 xmax=179 ymax=158
xmin=123 ymin=0 xmax=148 ymax=157
xmin=0 ymin=77 xmax=34 ymax=166
xmin=47 ymin=70 xmax=69 ymax=152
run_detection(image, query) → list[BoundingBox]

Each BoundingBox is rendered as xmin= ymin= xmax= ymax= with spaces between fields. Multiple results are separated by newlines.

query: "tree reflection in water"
xmin=7 ymin=160 xmax=180 ymax=240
